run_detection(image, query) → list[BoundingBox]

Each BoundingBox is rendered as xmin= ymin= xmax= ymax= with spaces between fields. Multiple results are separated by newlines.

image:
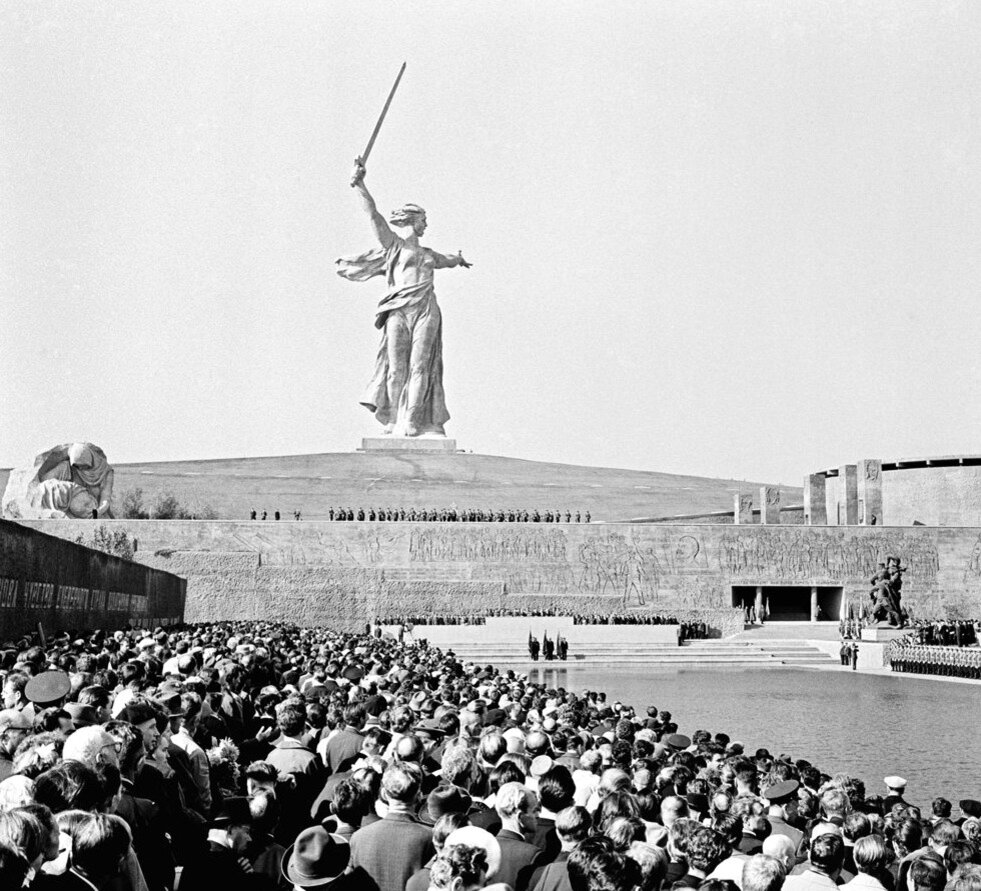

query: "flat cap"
xmin=25 ymin=670 xmax=71 ymax=706
xmin=765 ymin=779 xmax=800 ymax=803
xmin=664 ymin=733 xmax=691 ymax=750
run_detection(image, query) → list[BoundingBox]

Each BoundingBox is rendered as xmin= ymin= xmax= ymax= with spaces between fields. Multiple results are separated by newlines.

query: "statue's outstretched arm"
xmin=351 ymin=162 xmax=394 ymax=249
xmin=431 ymin=249 xmax=472 ymax=269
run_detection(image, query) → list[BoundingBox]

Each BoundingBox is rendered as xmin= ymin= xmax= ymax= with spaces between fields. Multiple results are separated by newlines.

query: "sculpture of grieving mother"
xmin=336 ymin=161 xmax=470 ymax=437
xmin=1 ymin=442 xmax=114 ymax=519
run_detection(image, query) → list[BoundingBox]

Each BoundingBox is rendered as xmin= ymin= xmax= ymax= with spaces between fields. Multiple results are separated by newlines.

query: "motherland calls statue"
xmin=336 ymin=161 xmax=471 ymax=437
xmin=2 ymin=442 xmax=115 ymax=519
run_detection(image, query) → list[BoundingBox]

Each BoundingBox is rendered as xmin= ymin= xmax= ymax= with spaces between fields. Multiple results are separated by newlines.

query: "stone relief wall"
xmin=15 ymin=519 xmax=981 ymax=629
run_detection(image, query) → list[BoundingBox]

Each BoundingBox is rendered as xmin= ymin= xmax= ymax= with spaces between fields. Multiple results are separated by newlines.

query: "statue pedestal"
xmin=860 ymin=627 xmax=907 ymax=642
xmin=360 ymin=436 xmax=458 ymax=453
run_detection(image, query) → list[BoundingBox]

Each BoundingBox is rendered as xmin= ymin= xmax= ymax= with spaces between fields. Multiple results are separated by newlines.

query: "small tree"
xmin=119 ymin=487 xmax=149 ymax=519
xmin=151 ymin=492 xmax=182 ymax=520
xmin=76 ymin=525 xmax=135 ymax=561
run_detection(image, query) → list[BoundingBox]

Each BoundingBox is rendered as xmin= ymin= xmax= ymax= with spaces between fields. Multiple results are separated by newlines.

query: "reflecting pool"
xmin=525 ymin=665 xmax=981 ymax=803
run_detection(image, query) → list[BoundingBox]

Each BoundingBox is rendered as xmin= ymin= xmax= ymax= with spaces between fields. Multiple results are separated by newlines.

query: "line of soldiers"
xmin=527 ymin=631 xmax=568 ymax=660
xmin=890 ymin=640 xmax=981 ymax=678
xmin=327 ymin=506 xmax=591 ymax=522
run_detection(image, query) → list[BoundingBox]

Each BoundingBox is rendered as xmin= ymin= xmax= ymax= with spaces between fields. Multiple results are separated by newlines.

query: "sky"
xmin=1 ymin=1 xmax=979 ymax=486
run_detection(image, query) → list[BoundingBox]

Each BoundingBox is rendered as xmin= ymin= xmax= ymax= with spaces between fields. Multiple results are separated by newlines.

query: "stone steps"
xmin=446 ymin=637 xmax=836 ymax=666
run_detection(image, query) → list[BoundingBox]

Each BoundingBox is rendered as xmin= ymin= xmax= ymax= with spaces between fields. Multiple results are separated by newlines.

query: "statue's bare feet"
xmin=404 ymin=423 xmax=419 ymax=437
xmin=381 ymin=423 xmax=395 ymax=436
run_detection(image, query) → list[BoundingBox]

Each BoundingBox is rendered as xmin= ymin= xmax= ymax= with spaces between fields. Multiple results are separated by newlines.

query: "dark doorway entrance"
xmin=731 ymin=585 xmax=843 ymax=621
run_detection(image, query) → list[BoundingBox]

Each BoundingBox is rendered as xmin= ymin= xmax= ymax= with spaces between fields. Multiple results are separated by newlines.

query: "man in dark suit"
xmin=528 ymin=806 xmax=592 ymax=891
xmin=350 ymin=762 xmax=434 ymax=891
xmin=533 ymin=765 xmax=576 ymax=863
xmin=174 ymin=797 xmax=273 ymax=891
xmin=266 ymin=699 xmax=323 ymax=844
xmin=495 ymin=782 xmax=543 ymax=891
xmin=323 ymin=704 xmax=367 ymax=775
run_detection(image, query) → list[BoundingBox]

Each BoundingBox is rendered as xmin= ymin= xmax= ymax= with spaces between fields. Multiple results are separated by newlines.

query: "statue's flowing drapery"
xmin=336 ymin=236 xmax=449 ymax=431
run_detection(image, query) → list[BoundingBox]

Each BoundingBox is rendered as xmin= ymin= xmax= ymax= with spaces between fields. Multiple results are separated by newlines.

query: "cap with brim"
xmin=413 ymin=719 xmax=445 ymax=738
xmin=25 ymin=670 xmax=71 ymax=706
xmin=764 ymin=780 xmax=800 ymax=804
xmin=664 ymin=733 xmax=691 ymax=750
xmin=959 ymin=800 xmax=981 ymax=818
xmin=0 ymin=708 xmax=32 ymax=731
xmin=417 ymin=786 xmax=473 ymax=826
xmin=64 ymin=703 xmax=99 ymax=727
xmin=884 ymin=776 xmax=907 ymax=790
xmin=686 ymin=793 xmax=709 ymax=814
xmin=283 ymin=827 xmax=350 ymax=888
xmin=211 ymin=796 xmax=252 ymax=827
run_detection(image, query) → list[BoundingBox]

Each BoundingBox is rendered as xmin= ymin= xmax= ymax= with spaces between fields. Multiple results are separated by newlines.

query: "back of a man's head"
xmin=661 ymin=794 xmax=690 ymax=826
xmin=478 ymin=732 xmax=507 ymax=766
xmin=844 ymin=813 xmax=872 ymax=842
xmin=930 ymin=820 xmax=961 ymax=852
xmin=381 ymin=763 xmax=422 ymax=805
xmin=743 ymin=854 xmax=786 ymax=891
xmin=62 ymin=727 xmax=113 ymax=770
xmin=810 ymin=833 xmax=845 ymax=874
xmin=910 ymin=856 xmax=947 ymax=891
xmin=33 ymin=762 xmax=103 ymax=814
xmin=556 ymin=806 xmax=593 ymax=846
xmin=395 ymin=734 xmax=423 ymax=764
xmin=853 ymin=835 xmax=889 ymax=874
xmin=539 ymin=765 xmax=576 ymax=813
xmin=762 ymin=834 xmax=796 ymax=871
xmin=568 ymin=835 xmax=641 ymax=891
xmin=496 ymin=782 xmax=531 ymax=819
xmin=71 ymin=813 xmax=130 ymax=882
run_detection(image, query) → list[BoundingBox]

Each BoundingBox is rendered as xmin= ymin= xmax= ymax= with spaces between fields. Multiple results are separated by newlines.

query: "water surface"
xmin=525 ymin=665 xmax=981 ymax=804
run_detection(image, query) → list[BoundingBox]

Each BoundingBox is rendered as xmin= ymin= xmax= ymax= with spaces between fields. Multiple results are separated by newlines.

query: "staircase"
xmin=446 ymin=638 xmax=836 ymax=666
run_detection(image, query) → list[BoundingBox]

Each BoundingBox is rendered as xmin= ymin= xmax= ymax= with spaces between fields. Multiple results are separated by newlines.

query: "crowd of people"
xmin=322 ymin=508 xmax=593 ymax=523
xmin=0 ymin=619 xmax=977 ymax=891
xmin=905 ymin=622 xmax=979 ymax=648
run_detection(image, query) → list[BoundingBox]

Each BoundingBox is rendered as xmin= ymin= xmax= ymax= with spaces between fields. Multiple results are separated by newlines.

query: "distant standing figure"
xmin=851 ymin=643 xmax=859 ymax=670
xmin=250 ymin=509 xmax=257 ymax=520
xmin=261 ymin=510 xmax=267 ymax=521
xmin=274 ymin=510 xmax=280 ymax=521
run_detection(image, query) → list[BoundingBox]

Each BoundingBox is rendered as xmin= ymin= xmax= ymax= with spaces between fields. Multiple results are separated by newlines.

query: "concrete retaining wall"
xmin=15 ymin=520 xmax=981 ymax=630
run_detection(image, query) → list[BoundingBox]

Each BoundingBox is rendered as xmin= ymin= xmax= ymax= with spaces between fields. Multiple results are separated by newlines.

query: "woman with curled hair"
xmin=428 ymin=842 xmax=490 ymax=891
xmin=408 ymin=813 xmax=470 ymax=891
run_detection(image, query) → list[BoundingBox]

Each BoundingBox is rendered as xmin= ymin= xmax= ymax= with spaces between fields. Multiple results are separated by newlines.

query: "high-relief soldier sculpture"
xmin=2 ymin=442 xmax=115 ymax=519
xmin=337 ymin=161 xmax=470 ymax=437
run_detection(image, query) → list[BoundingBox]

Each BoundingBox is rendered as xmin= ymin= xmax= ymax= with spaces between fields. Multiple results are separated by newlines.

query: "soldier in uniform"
xmin=528 ymin=634 xmax=540 ymax=661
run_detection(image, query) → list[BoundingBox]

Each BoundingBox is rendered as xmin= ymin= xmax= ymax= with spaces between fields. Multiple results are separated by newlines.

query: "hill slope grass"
xmin=0 ymin=451 xmax=800 ymax=521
